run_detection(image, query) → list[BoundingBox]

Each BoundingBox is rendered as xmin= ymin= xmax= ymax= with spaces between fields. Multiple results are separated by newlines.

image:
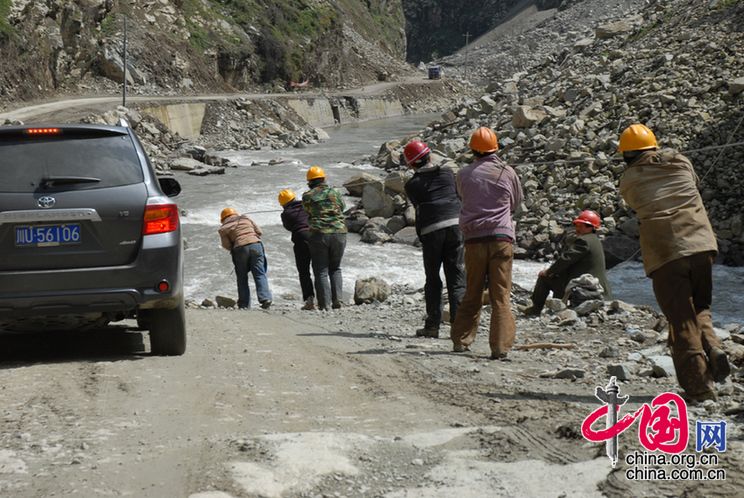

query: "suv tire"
xmin=148 ymin=299 xmax=187 ymax=356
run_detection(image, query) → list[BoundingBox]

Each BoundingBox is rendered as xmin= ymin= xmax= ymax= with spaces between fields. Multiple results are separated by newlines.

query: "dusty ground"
xmin=1 ymin=295 xmax=741 ymax=498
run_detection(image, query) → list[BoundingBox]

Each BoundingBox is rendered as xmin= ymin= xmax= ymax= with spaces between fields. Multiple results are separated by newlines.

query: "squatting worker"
xmin=618 ymin=123 xmax=730 ymax=402
xmin=403 ymin=140 xmax=465 ymax=338
xmin=522 ymin=210 xmax=612 ymax=316
xmin=218 ymin=208 xmax=272 ymax=310
xmin=451 ymin=126 xmax=523 ymax=360
xmin=278 ymin=189 xmax=316 ymax=310
xmin=302 ymin=166 xmax=347 ymax=311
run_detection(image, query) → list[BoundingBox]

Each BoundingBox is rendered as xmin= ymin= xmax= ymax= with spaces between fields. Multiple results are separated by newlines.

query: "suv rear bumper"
xmin=0 ymin=233 xmax=182 ymax=318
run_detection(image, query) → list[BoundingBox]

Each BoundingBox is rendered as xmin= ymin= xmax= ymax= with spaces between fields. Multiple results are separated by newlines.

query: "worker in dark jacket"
xmin=403 ymin=140 xmax=465 ymax=338
xmin=522 ymin=210 xmax=611 ymax=316
xmin=279 ymin=189 xmax=315 ymax=310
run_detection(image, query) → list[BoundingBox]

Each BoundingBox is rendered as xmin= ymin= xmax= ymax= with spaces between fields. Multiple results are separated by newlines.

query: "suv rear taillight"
xmin=143 ymin=204 xmax=179 ymax=235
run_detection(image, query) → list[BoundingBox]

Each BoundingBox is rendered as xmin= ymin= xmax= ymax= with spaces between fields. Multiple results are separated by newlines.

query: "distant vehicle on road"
xmin=428 ymin=65 xmax=442 ymax=79
xmin=0 ymin=123 xmax=186 ymax=355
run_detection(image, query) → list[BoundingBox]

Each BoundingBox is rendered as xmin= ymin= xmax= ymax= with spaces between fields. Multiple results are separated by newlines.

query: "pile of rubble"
xmin=370 ymin=0 xmax=744 ymax=265
xmin=64 ymin=99 xmax=330 ymax=177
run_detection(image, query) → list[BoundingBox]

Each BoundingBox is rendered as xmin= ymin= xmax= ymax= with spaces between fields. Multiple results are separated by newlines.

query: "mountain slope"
xmin=0 ymin=0 xmax=409 ymax=104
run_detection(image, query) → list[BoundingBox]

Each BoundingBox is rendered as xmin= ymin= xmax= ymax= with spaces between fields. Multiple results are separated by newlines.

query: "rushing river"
xmin=175 ymin=114 xmax=744 ymax=326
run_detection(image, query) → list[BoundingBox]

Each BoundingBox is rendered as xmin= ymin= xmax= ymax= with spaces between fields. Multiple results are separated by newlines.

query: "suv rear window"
xmin=0 ymin=131 xmax=144 ymax=193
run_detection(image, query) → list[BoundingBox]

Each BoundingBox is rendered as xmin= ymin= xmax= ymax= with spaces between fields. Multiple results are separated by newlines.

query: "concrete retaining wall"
xmin=284 ymin=98 xmax=336 ymax=128
xmin=284 ymin=96 xmax=405 ymax=128
xmin=349 ymin=98 xmax=405 ymax=121
xmin=141 ymin=103 xmax=206 ymax=139
xmin=140 ymin=95 xmax=407 ymax=138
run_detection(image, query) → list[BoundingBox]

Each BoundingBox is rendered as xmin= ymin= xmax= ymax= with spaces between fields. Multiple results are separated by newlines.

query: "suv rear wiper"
xmin=40 ymin=176 xmax=102 ymax=188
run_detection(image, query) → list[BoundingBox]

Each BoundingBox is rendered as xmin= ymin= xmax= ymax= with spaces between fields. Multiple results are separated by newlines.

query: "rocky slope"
xmin=440 ymin=0 xmax=646 ymax=83
xmin=402 ymin=0 xmax=567 ymax=64
xmin=369 ymin=0 xmax=744 ymax=265
xmin=0 ymin=0 xmax=409 ymax=105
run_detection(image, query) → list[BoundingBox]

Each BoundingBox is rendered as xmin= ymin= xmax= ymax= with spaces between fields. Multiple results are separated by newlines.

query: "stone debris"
xmin=607 ymin=364 xmax=632 ymax=382
xmin=215 ymin=296 xmax=237 ymax=308
xmin=649 ymin=355 xmax=676 ymax=378
xmin=354 ymin=277 xmax=392 ymax=305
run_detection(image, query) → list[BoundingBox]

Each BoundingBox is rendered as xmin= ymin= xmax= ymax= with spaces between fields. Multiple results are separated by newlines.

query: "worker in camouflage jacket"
xmin=302 ymin=166 xmax=347 ymax=311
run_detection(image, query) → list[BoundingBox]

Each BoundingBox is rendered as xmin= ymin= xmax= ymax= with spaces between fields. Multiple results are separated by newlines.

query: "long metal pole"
xmin=123 ymin=16 xmax=128 ymax=107
xmin=463 ymin=31 xmax=471 ymax=80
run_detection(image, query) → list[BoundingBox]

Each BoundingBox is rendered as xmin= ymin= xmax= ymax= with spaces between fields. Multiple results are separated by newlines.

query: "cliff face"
xmin=401 ymin=0 xmax=565 ymax=64
xmin=0 ymin=0 xmax=408 ymax=103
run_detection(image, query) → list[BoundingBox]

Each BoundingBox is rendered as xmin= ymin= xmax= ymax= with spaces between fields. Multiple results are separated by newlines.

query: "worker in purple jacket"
xmin=451 ymin=127 xmax=523 ymax=360
xmin=278 ymin=189 xmax=315 ymax=310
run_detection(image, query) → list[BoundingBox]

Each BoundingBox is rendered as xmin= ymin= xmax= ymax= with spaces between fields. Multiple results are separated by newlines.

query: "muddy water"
xmin=174 ymin=114 xmax=743 ymax=325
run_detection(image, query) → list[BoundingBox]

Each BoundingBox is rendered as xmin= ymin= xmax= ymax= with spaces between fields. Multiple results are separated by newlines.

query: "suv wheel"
xmin=148 ymin=299 xmax=186 ymax=356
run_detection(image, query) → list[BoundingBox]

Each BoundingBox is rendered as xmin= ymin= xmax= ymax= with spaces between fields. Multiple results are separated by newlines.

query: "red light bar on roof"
xmin=25 ymin=128 xmax=61 ymax=135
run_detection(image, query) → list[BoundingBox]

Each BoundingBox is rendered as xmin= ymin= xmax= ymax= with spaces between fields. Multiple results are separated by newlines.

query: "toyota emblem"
xmin=38 ymin=196 xmax=56 ymax=208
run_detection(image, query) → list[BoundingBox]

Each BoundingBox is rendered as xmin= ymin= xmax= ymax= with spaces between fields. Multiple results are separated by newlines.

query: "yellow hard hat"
xmin=278 ymin=189 xmax=296 ymax=206
xmin=469 ymin=127 xmax=499 ymax=154
xmin=220 ymin=207 xmax=238 ymax=223
xmin=306 ymin=165 xmax=326 ymax=181
xmin=618 ymin=124 xmax=658 ymax=153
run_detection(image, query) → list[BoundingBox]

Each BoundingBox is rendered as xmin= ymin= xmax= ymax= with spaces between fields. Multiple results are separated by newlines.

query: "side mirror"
xmin=158 ymin=176 xmax=182 ymax=197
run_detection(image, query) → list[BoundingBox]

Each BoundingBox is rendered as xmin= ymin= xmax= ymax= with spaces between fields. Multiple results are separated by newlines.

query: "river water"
xmin=175 ymin=114 xmax=743 ymax=326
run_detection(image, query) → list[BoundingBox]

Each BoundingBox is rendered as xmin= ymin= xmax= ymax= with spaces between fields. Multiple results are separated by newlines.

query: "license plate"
xmin=15 ymin=224 xmax=82 ymax=247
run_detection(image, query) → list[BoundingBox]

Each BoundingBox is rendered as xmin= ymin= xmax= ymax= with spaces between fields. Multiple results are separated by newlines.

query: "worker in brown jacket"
xmin=618 ymin=123 xmax=730 ymax=403
xmin=218 ymin=207 xmax=272 ymax=310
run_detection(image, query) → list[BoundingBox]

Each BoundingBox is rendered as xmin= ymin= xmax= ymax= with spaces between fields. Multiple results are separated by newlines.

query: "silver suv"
xmin=0 ymin=123 xmax=186 ymax=355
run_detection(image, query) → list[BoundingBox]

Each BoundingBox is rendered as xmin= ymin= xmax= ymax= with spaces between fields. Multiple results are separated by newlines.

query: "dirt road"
xmin=1 ymin=299 xmax=741 ymax=497
xmin=0 ymin=77 xmax=441 ymax=124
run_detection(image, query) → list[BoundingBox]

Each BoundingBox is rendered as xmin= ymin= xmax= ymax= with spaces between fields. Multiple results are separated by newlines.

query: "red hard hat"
xmin=573 ymin=210 xmax=601 ymax=229
xmin=403 ymin=140 xmax=431 ymax=165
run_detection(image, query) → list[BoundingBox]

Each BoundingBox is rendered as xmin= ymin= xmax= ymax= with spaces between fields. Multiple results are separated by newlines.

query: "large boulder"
xmin=384 ymin=171 xmax=408 ymax=195
xmin=362 ymin=183 xmax=395 ymax=218
xmin=96 ymin=46 xmax=146 ymax=85
xmin=512 ymin=106 xmax=547 ymax=128
xmin=215 ymin=295 xmax=236 ymax=308
xmin=360 ymin=217 xmax=392 ymax=244
xmin=376 ymin=139 xmax=403 ymax=169
xmin=344 ymin=173 xmax=380 ymax=197
xmin=728 ymin=77 xmax=744 ymax=96
xmin=617 ymin=218 xmax=640 ymax=237
xmin=346 ymin=212 xmax=369 ymax=233
xmin=386 ymin=215 xmax=407 ymax=234
xmin=187 ymin=165 xmax=226 ymax=176
xmin=393 ymin=226 xmax=420 ymax=246
xmin=595 ymin=21 xmax=633 ymax=40
xmin=354 ymin=277 xmax=391 ymax=305
xmin=603 ymin=234 xmax=640 ymax=269
xmin=479 ymin=95 xmax=497 ymax=114
xmin=169 ymin=157 xmax=204 ymax=171
xmin=564 ymin=274 xmax=604 ymax=307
